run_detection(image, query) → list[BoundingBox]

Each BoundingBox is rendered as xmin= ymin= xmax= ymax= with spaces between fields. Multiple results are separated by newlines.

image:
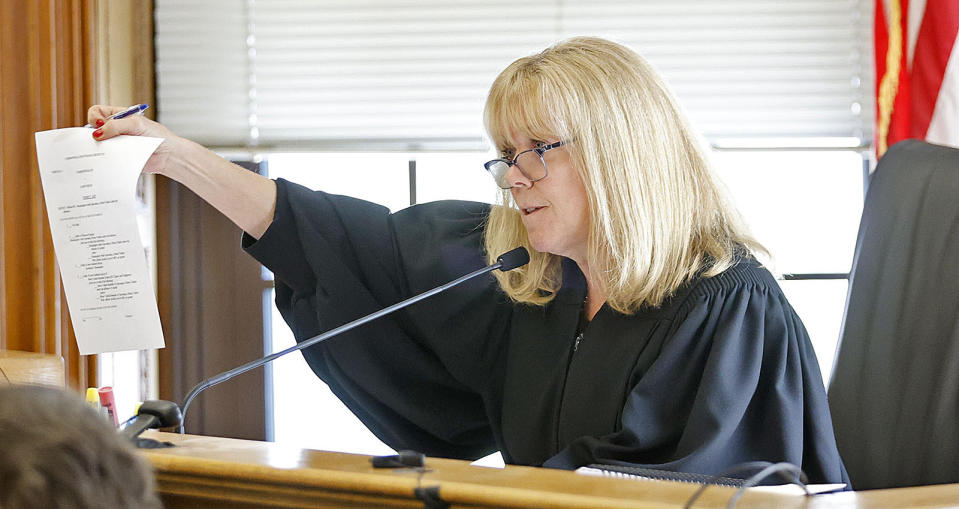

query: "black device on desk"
xmin=123 ymin=399 xmax=181 ymax=448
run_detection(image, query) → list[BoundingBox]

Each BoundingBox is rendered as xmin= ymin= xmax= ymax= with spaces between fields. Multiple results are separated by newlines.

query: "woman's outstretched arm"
xmin=87 ymin=105 xmax=276 ymax=239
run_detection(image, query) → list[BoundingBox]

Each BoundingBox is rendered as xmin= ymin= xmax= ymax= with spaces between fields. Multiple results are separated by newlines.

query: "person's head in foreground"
xmin=0 ymin=384 xmax=160 ymax=509
xmin=483 ymin=36 xmax=763 ymax=313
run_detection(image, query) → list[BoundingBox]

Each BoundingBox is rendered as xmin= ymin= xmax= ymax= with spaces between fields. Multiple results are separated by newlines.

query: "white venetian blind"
xmin=155 ymin=0 xmax=871 ymax=149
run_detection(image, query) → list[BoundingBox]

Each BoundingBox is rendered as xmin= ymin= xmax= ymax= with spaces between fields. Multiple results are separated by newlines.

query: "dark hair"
xmin=0 ymin=385 xmax=160 ymax=509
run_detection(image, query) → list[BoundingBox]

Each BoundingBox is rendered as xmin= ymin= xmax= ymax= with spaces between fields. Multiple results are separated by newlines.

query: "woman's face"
xmin=505 ymin=132 xmax=591 ymax=264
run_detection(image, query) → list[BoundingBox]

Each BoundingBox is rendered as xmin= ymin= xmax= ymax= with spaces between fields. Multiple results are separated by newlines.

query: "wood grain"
xmin=141 ymin=432 xmax=959 ymax=509
xmin=0 ymin=0 xmax=97 ymax=389
xmin=0 ymin=349 xmax=64 ymax=386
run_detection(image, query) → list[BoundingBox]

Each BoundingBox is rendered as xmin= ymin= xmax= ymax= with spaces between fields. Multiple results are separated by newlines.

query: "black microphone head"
xmin=496 ymin=247 xmax=530 ymax=271
xmin=138 ymin=399 xmax=183 ymax=429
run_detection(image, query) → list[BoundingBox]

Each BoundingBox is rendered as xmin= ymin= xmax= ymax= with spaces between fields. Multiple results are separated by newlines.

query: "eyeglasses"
xmin=483 ymin=140 xmax=566 ymax=189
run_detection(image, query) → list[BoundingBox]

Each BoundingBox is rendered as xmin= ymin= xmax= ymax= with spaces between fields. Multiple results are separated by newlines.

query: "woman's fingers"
xmin=91 ymin=116 xmax=131 ymax=140
xmin=86 ymin=105 xmax=181 ymax=177
xmin=91 ymin=115 xmax=166 ymax=141
xmin=86 ymin=105 xmax=126 ymax=127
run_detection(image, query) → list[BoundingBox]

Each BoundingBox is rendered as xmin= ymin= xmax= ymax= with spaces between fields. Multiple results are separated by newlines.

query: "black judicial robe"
xmin=243 ymin=178 xmax=849 ymax=485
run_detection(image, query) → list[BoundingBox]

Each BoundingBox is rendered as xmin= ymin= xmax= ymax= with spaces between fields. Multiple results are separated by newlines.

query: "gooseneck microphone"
xmin=121 ymin=400 xmax=183 ymax=441
xmin=177 ymin=247 xmax=530 ymax=433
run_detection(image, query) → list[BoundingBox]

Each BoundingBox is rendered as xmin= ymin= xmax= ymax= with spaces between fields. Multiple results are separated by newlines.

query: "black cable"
xmin=0 ymin=365 xmax=9 ymax=384
xmin=682 ymin=461 xmax=810 ymax=509
xmin=683 ymin=462 xmax=769 ymax=509
xmin=409 ymin=463 xmax=446 ymax=509
xmin=726 ymin=462 xmax=810 ymax=508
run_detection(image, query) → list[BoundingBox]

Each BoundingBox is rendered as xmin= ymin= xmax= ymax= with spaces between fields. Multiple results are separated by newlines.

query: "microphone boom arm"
xmin=179 ymin=256 xmax=517 ymax=433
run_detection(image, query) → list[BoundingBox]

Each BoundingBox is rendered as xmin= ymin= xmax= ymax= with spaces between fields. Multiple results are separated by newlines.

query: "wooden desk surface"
xmin=141 ymin=431 xmax=959 ymax=509
xmin=0 ymin=349 xmax=63 ymax=386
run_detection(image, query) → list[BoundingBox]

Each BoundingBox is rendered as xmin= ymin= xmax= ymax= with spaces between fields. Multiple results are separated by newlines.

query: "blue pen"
xmin=85 ymin=103 xmax=149 ymax=127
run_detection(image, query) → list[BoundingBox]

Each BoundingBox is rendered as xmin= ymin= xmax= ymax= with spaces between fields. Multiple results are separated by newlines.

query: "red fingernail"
xmin=92 ymin=129 xmax=103 ymax=138
xmin=95 ymin=119 xmax=104 ymax=127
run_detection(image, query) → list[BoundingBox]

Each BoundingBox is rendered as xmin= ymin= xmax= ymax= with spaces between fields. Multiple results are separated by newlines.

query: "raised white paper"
xmin=35 ymin=128 xmax=165 ymax=354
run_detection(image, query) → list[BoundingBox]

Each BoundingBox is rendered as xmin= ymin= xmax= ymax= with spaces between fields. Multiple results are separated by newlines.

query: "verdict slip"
xmin=35 ymin=128 xmax=165 ymax=354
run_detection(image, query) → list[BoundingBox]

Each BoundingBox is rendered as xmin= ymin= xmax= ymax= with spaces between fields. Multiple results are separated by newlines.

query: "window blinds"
xmin=155 ymin=0 xmax=872 ymax=150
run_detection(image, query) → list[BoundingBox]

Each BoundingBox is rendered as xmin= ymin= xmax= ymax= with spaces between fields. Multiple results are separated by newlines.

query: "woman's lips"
xmin=523 ymin=206 xmax=545 ymax=215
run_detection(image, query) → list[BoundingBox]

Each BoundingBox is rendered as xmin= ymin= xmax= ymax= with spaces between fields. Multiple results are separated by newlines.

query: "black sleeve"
xmin=544 ymin=270 xmax=850 ymax=486
xmin=243 ymin=179 xmax=509 ymax=459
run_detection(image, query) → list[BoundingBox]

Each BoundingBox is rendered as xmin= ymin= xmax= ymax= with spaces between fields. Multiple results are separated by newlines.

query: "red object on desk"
xmin=98 ymin=386 xmax=119 ymax=427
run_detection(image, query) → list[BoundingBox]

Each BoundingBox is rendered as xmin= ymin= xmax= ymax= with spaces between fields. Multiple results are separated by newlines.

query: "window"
xmin=155 ymin=1 xmax=875 ymax=454
xmin=155 ymin=0 xmax=872 ymax=148
xmin=710 ymin=149 xmax=866 ymax=381
xmin=259 ymin=146 xmax=864 ymax=455
xmin=264 ymin=151 xmax=496 ymax=453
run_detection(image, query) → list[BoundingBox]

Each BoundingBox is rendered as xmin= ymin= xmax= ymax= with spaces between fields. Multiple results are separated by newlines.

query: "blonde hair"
xmin=483 ymin=37 xmax=765 ymax=314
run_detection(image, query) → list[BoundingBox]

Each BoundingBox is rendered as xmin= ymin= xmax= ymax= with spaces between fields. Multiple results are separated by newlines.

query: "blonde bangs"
xmin=484 ymin=64 xmax=565 ymax=155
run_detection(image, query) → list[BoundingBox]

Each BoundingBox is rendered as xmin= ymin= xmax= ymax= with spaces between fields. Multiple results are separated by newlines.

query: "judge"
xmin=89 ymin=36 xmax=849 ymax=484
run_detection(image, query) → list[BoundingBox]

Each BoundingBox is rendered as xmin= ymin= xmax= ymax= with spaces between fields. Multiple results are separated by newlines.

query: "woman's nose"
xmin=504 ymin=163 xmax=532 ymax=189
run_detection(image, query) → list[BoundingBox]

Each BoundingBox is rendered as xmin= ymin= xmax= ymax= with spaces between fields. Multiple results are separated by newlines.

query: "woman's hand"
xmin=86 ymin=105 xmax=277 ymax=238
xmin=86 ymin=105 xmax=187 ymax=178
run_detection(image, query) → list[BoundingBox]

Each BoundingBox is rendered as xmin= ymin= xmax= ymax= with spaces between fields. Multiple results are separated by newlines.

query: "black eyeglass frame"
xmin=483 ymin=140 xmax=567 ymax=189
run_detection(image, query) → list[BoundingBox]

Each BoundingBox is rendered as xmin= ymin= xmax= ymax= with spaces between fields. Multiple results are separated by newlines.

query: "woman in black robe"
xmin=88 ymin=37 xmax=849 ymax=485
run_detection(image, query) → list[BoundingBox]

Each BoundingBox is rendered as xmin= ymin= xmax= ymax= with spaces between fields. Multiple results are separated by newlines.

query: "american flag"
xmin=875 ymin=0 xmax=959 ymax=156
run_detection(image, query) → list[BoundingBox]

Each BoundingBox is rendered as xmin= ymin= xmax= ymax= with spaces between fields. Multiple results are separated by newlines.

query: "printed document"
xmin=35 ymin=128 xmax=165 ymax=354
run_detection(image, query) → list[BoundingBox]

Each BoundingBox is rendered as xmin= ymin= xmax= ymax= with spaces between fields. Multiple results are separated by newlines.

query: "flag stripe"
xmin=906 ymin=0 xmax=929 ymax=65
xmin=926 ymin=36 xmax=959 ymax=146
xmin=910 ymin=0 xmax=959 ymax=139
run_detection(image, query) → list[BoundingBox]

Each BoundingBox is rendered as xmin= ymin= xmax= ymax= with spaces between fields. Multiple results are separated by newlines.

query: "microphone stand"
xmin=178 ymin=248 xmax=528 ymax=433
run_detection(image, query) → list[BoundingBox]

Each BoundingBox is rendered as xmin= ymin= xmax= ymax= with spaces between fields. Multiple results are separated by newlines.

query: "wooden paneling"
xmin=156 ymin=170 xmax=267 ymax=440
xmin=0 ymin=0 xmax=97 ymax=389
